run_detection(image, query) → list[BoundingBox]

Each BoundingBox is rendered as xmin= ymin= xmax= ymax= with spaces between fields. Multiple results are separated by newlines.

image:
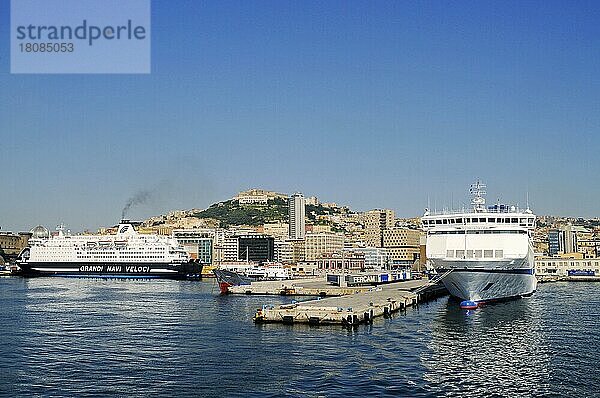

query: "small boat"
xmin=460 ymin=300 xmax=479 ymax=310
xmin=0 ymin=265 xmax=11 ymax=276
xmin=0 ymin=264 xmax=21 ymax=276
xmin=213 ymin=268 xmax=253 ymax=294
xmin=246 ymin=265 xmax=291 ymax=280
xmin=213 ymin=262 xmax=292 ymax=294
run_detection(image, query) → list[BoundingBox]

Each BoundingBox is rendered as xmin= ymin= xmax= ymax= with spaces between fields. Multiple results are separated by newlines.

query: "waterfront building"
xmin=238 ymin=235 xmax=275 ymax=262
xmin=382 ymin=227 xmax=421 ymax=267
xmin=291 ymin=260 xmax=319 ymax=276
xmin=172 ymin=229 xmax=214 ymax=264
xmin=304 ymin=232 xmax=344 ymax=261
xmin=349 ymin=247 xmax=390 ymax=270
xmin=577 ymin=238 xmax=600 ymax=259
xmin=316 ymin=252 xmax=365 ymax=272
xmin=289 ymin=193 xmax=306 ymax=240
xmin=536 ymin=257 xmax=600 ymax=278
xmin=364 ymin=209 xmax=395 ymax=247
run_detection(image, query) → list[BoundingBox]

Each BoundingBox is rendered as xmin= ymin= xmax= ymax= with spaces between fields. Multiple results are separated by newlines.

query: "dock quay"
xmin=253 ymin=279 xmax=447 ymax=326
xmin=228 ymin=277 xmax=375 ymax=296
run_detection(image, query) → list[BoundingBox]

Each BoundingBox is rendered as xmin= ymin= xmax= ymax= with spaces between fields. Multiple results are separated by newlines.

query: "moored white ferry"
xmin=422 ymin=181 xmax=536 ymax=302
xmin=18 ymin=220 xmax=201 ymax=279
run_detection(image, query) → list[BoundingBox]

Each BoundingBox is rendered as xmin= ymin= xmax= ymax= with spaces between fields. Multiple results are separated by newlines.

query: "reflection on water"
xmin=0 ymin=278 xmax=598 ymax=397
xmin=423 ymin=297 xmax=552 ymax=397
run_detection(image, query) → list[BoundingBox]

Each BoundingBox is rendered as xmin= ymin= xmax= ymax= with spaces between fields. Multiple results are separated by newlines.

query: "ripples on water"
xmin=0 ymin=278 xmax=598 ymax=397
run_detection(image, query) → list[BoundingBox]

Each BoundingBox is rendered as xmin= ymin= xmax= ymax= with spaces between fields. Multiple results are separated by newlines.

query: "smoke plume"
xmin=121 ymin=190 xmax=151 ymax=219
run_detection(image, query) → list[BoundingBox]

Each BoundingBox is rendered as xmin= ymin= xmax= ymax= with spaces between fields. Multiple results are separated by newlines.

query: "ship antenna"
xmin=469 ymin=179 xmax=486 ymax=212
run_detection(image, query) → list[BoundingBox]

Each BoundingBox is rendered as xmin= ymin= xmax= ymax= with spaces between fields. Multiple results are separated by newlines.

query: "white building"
xmin=305 ymin=196 xmax=319 ymax=206
xmin=350 ymin=247 xmax=390 ymax=270
xmin=234 ymin=189 xmax=287 ymax=205
xmin=536 ymin=257 xmax=600 ymax=278
xmin=289 ymin=193 xmax=306 ymax=240
xmin=223 ymin=236 xmax=239 ymax=262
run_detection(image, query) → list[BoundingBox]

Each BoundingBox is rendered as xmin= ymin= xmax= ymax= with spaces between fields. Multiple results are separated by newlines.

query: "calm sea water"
xmin=0 ymin=277 xmax=598 ymax=397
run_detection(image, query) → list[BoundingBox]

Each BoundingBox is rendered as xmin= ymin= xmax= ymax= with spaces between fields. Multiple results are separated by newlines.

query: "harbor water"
xmin=0 ymin=278 xmax=598 ymax=397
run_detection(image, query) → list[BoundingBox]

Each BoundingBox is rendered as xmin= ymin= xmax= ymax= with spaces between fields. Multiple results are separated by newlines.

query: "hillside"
xmin=193 ymin=198 xmax=289 ymax=227
xmin=192 ymin=198 xmax=347 ymax=228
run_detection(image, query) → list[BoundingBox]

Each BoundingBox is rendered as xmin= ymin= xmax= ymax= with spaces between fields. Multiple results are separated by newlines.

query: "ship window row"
xmin=538 ymin=261 xmax=600 ymax=267
xmin=429 ymin=230 xmax=526 ymax=235
xmin=77 ymin=255 xmax=165 ymax=259
xmin=447 ymin=249 xmax=503 ymax=258
xmin=82 ymin=251 xmax=163 ymax=254
xmin=424 ymin=218 xmax=534 ymax=225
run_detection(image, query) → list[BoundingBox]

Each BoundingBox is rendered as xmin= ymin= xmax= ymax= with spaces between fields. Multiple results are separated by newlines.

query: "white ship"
xmin=422 ymin=181 xmax=536 ymax=302
xmin=18 ymin=220 xmax=201 ymax=279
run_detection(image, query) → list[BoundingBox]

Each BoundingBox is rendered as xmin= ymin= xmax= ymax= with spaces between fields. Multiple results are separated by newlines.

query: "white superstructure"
xmin=422 ymin=181 xmax=537 ymax=302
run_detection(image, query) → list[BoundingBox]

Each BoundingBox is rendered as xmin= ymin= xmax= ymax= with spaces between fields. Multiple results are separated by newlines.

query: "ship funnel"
xmin=116 ymin=221 xmax=137 ymax=236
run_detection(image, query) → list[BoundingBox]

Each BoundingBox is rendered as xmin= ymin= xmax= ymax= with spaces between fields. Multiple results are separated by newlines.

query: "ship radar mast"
xmin=469 ymin=180 xmax=487 ymax=212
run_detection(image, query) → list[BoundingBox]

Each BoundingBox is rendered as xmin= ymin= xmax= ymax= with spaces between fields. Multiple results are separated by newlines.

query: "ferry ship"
xmin=18 ymin=220 xmax=201 ymax=279
xmin=422 ymin=181 xmax=536 ymax=303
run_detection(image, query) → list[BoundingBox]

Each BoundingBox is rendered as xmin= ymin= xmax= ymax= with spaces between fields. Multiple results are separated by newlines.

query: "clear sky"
xmin=1 ymin=1 xmax=599 ymax=232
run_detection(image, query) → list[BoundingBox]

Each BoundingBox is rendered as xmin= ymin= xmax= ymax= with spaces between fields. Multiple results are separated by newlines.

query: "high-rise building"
xmin=289 ymin=193 xmax=306 ymax=240
xmin=548 ymin=230 xmax=561 ymax=256
xmin=364 ymin=209 xmax=395 ymax=247
xmin=382 ymin=227 xmax=421 ymax=267
xmin=548 ymin=225 xmax=578 ymax=256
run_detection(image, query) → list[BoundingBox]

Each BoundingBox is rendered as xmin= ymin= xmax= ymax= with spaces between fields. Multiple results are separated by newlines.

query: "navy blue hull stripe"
xmin=438 ymin=268 xmax=535 ymax=275
xmin=18 ymin=261 xmax=201 ymax=279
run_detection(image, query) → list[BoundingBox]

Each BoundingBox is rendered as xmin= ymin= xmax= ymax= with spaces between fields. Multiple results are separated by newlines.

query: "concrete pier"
xmin=253 ymin=280 xmax=447 ymax=326
xmin=228 ymin=277 xmax=374 ymax=296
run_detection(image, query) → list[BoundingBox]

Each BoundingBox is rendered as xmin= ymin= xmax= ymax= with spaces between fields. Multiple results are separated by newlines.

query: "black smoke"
xmin=121 ymin=190 xmax=151 ymax=219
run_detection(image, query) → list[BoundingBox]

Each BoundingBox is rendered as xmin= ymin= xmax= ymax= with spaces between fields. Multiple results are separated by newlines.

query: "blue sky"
xmin=1 ymin=1 xmax=599 ymax=231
